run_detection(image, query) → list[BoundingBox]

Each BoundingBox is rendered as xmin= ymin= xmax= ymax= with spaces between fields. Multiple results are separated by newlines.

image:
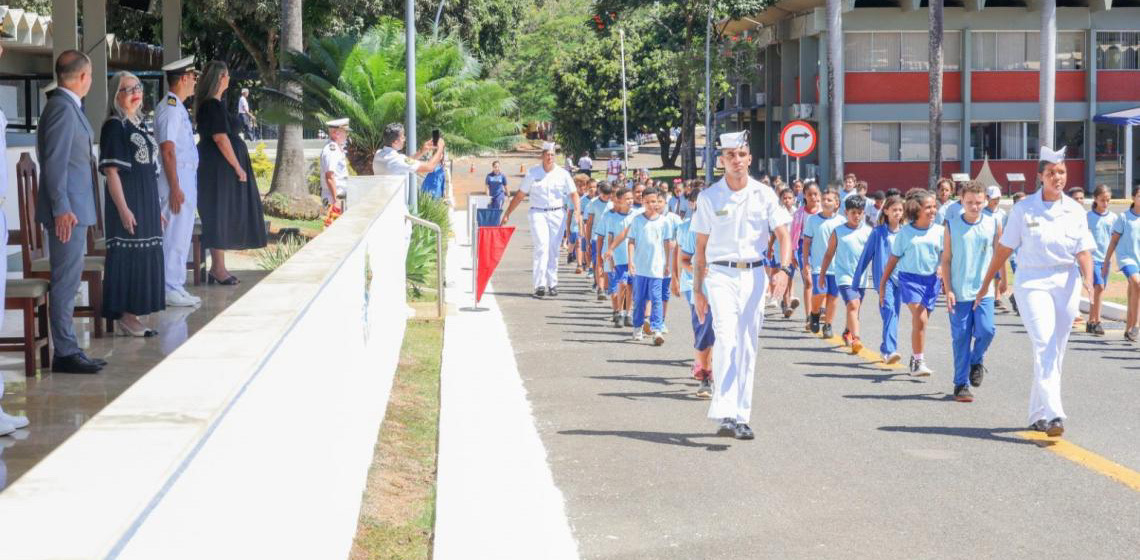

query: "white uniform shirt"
xmin=519 ymin=165 xmax=575 ymax=209
xmin=691 ymin=177 xmax=792 ymax=263
xmin=154 ymin=92 xmax=199 ymax=170
xmin=372 ymin=146 xmax=419 ymax=176
xmin=238 ymin=95 xmax=251 ymax=116
xmin=577 ymin=156 xmax=593 ymax=171
xmin=1000 ymin=190 xmax=1095 ymax=283
xmin=319 ymin=141 xmax=349 ymax=203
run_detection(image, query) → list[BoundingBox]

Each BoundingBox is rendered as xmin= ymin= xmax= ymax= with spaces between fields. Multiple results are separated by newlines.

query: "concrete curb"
xmin=1081 ymin=297 xmax=1127 ymax=322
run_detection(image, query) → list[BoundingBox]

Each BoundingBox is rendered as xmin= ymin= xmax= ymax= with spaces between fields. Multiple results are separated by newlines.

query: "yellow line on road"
xmin=1017 ymin=431 xmax=1140 ymax=493
xmin=819 ymin=335 xmax=905 ymax=369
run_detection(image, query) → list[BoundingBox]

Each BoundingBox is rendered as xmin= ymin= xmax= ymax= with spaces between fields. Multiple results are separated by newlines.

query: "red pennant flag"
xmin=476 ymin=226 xmax=515 ymax=303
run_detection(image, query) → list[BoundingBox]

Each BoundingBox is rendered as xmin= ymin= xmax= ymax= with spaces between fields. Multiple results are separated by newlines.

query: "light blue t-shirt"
xmin=677 ymin=218 xmax=710 ymax=304
xmin=588 ymin=197 xmax=613 ymax=237
xmin=805 ymin=213 xmax=845 ymax=273
xmin=947 ymin=213 xmax=997 ymax=301
xmin=935 ymin=200 xmax=962 ymax=226
xmin=1088 ymin=210 xmax=1119 ymax=264
xmin=628 ymin=213 xmax=675 ymax=278
xmin=602 ymin=210 xmax=636 ymax=266
xmin=1111 ymin=208 xmax=1140 ymax=270
xmin=566 ymin=193 xmax=582 ymax=233
xmin=891 ymin=222 xmax=945 ymax=276
xmin=831 ymin=222 xmax=872 ymax=287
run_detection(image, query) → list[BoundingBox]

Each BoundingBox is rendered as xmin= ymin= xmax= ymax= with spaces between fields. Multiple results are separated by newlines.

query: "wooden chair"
xmin=88 ymin=159 xmax=106 ymax=256
xmin=0 ymin=276 xmax=51 ymax=377
xmin=189 ymin=220 xmax=203 ymax=286
xmin=15 ymin=152 xmax=109 ymax=338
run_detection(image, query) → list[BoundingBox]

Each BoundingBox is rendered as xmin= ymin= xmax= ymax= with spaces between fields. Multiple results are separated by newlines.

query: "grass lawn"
xmin=267 ymin=215 xmax=325 ymax=237
xmin=350 ymin=318 xmax=444 ymax=560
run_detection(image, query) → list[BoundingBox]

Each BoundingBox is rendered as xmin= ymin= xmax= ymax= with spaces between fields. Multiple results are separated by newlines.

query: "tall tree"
xmin=265 ymin=0 xmax=319 ymax=218
xmin=1039 ymin=0 xmax=1057 ymax=149
xmin=825 ymin=0 xmax=843 ymax=183
xmin=928 ymin=0 xmax=944 ymax=187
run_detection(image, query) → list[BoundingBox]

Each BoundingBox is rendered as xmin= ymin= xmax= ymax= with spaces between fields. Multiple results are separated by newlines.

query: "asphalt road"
xmin=492 ymin=205 xmax=1140 ymax=560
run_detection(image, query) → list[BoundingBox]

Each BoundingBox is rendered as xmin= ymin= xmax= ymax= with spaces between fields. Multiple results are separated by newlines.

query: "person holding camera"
xmin=372 ymin=123 xmax=446 ymax=177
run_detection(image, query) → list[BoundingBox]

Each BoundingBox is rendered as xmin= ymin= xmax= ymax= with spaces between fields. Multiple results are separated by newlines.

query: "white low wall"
xmin=0 ymin=174 xmax=411 ymax=560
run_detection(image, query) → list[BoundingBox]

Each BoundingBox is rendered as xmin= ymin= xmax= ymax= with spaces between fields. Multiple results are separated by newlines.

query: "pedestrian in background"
xmin=237 ymin=87 xmax=258 ymax=140
xmin=485 ymin=160 xmax=509 ymax=209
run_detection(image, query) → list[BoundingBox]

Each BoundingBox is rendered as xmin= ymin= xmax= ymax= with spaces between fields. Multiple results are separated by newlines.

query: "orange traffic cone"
xmin=469 ymin=161 xmax=475 ymax=173
xmin=519 ymin=164 xmax=525 ymax=174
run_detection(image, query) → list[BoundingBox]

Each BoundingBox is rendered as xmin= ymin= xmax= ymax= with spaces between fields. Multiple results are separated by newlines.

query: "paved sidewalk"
xmin=433 ymin=210 xmax=579 ymax=560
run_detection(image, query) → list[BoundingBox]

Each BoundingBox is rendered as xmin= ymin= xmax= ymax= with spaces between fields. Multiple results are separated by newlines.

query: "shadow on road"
xmin=804 ymin=372 xmax=925 ymax=383
xmin=559 ymin=429 xmax=730 ymax=451
xmin=607 ymin=357 xmax=693 ymax=368
xmin=598 ymin=389 xmax=702 ymax=402
xmin=878 ymin=425 xmax=1038 ymax=446
xmin=795 ymin=360 xmax=889 ymax=372
xmin=844 ymin=392 xmax=953 ymax=402
xmin=588 ymin=374 xmax=692 ymax=385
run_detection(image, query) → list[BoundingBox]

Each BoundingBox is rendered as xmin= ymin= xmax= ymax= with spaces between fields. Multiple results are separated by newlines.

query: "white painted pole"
xmin=1126 ymin=123 xmax=1134 ymax=200
xmin=406 ymin=0 xmax=418 ymax=212
xmin=704 ymin=0 xmax=714 ymax=183
xmin=620 ymin=28 xmax=630 ymax=173
xmin=1040 ymin=0 xmax=1057 ymax=148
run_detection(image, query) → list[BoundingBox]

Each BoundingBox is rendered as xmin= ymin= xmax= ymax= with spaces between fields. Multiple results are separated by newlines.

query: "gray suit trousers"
xmin=48 ymin=226 xmax=88 ymax=358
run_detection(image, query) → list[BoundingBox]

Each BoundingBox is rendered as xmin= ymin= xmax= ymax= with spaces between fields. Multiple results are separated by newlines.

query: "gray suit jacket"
xmin=35 ymin=91 xmax=98 ymax=228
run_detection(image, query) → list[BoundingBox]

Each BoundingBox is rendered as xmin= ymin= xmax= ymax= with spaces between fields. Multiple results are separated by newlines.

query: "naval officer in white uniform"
xmin=976 ymin=146 xmax=1095 ymax=437
xmin=320 ymin=118 xmax=351 ymax=210
xmin=500 ymin=142 xmax=583 ymax=297
xmin=156 ymin=56 xmax=202 ymax=308
xmin=372 ymin=122 xmax=446 ymax=178
xmin=691 ymin=131 xmax=793 ymax=440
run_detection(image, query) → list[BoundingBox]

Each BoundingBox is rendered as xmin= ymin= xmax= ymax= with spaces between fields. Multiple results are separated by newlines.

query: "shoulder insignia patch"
xmin=166 ymin=97 xmax=177 ymax=106
xmin=404 ymin=157 xmax=416 ymax=165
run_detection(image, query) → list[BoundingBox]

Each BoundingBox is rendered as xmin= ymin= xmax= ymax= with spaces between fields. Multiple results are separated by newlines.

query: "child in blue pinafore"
xmin=882 ymin=190 xmax=944 ymax=377
xmin=854 ymin=195 xmax=905 ymax=364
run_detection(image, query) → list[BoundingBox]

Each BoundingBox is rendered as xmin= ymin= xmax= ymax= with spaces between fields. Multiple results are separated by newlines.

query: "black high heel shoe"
xmin=207 ymin=272 xmax=240 ymax=285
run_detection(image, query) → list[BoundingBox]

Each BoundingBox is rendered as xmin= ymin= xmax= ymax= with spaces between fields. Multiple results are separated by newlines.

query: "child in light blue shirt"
xmin=609 ymin=187 xmax=674 ymax=343
xmin=881 ymin=189 xmax=944 ymax=376
xmin=802 ymin=189 xmax=844 ymax=336
xmin=853 ymin=195 xmax=905 ymax=363
xmin=820 ymin=195 xmax=873 ymax=353
xmin=602 ymin=187 xmax=636 ymax=327
xmin=1103 ymin=188 xmax=1140 ymax=341
xmin=1085 ymin=185 xmax=1118 ymax=334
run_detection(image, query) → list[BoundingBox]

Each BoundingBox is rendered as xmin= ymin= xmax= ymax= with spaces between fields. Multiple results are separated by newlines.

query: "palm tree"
xmin=826 ymin=0 xmax=844 ymax=182
xmin=1040 ymin=0 xmax=1057 ymax=148
xmin=929 ymin=0 xmax=944 ymax=187
xmin=266 ymin=19 xmax=520 ymax=174
xmin=265 ymin=0 xmax=320 ymax=219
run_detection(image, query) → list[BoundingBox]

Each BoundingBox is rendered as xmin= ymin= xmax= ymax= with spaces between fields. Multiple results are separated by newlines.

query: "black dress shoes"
xmin=81 ymin=353 xmax=108 ymax=367
xmin=734 ymin=423 xmax=755 ymax=440
xmin=1046 ymin=418 xmax=1065 ymax=437
xmin=534 ymin=287 xmax=546 ymax=297
xmin=1029 ymin=419 xmax=1049 ymax=432
xmin=547 ymin=286 xmax=559 ymax=297
xmin=52 ymin=353 xmax=103 ymax=374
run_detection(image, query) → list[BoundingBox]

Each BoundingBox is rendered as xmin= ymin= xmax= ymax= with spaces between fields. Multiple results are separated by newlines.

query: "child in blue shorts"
xmin=608 ymin=187 xmax=675 ymax=345
xmin=587 ymin=183 xmax=615 ymax=299
xmin=854 ymin=195 xmax=905 ymax=364
xmin=602 ymin=188 xmax=636 ymax=328
xmin=769 ymin=187 xmax=802 ymax=318
xmin=803 ymin=188 xmax=844 ymax=338
xmin=1085 ymin=184 xmax=1117 ymax=335
xmin=882 ymin=189 xmax=944 ymax=376
xmin=938 ymin=181 xmax=1000 ymax=402
xmin=673 ymin=188 xmax=716 ymax=398
xmin=1103 ymin=188 xmax=1140 ymax=342
xmin=820 ymin=194 xmax=872 ymax=354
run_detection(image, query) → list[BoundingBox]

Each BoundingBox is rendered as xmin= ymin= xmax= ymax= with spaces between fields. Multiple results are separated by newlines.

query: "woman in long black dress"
xmin=194 ymin=60 xmax=267 ymax=285
xmin=99 ymin=71 xmax=164 ymax=336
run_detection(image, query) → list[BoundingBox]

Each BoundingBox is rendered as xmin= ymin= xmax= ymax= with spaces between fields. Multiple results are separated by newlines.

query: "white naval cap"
xmin=986 ymin=185 xmax=1002 ymax=199
xmin=541 ymin=141 xmax=558 ymax=152
xmin=161 ymin=56 xmax=198 ymax=75
xmin=326 ymin=117 xmax=351 ymax=130
xmin=718 ymin=131 xmax=749 ymax=150
xmin=1039 ymin=145 xmax=1067 ymax=165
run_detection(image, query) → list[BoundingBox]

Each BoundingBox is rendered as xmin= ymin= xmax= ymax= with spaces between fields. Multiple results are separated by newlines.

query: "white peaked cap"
xmin=541 ymin=141 xmax=558 ymax=152
xmin=719 ymin=131 xmax=748 ymax=150
xmin=986 ymin=185 xmax=1002 ymax=199
xmin=1040 ymin=145 xmax=1067 ymax=165
xmin=326 ymin=117 xmax=351 ymax=129
xmin=161 ymin=56 xmax=197 ymax=74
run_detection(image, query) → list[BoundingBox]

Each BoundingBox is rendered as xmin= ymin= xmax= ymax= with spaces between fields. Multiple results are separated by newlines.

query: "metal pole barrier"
xmin=405 ymin=214 xmax=444 ymax=318
xmin=406 ymin=0 xmax=419 ymax=214
xmin=620 ymin=28 xmax=630 ymax=173
xmin=704 ymin=0 xmax=714 ymax=184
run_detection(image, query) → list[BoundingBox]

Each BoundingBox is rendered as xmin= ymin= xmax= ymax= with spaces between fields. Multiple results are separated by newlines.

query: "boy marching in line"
xmin=803 ymin=189 xmax=845 ymax=338
xmin=792 ymin=182 xmax=822 ymax=328
xmin=610 ymin=187 xmax=676 ymax=345
xmin=865 ymin=190 xmax=884 ymax=227
xmin=819 ymin=195 xmax=873 ymax=353
xmin=769 ymin=188 xmax=801 ymax=318
xmin=673 ymin=188 xmax=715 ymax=398
xmin=564 ymin=174 xmax=590 ymax=271
xmin=1086 ymin=185 xmax=1117 ymax=335
xmin=602 ymin=188 xmax=637 ymax=327
xmin=939 ymin=181 xmax=1001 ymax=402
xmin=587 ymin=182 xmax=615 ymax=300
xmin=854 ymin=195 xmax=905 ymax=364
xmin=1102 ymin=188 xmax=1140 ymax=342
xmin=881 ymin=190 xmax=944 ymax=377
xmin=934 ymin=178 xmax=957 ymax=226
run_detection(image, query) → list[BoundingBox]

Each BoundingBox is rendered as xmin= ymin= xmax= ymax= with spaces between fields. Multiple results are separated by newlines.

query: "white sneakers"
xmin=0 ymin=410 xmax=29 ymax=436
xmin=165 ymin=288 xmax=202 ymax=307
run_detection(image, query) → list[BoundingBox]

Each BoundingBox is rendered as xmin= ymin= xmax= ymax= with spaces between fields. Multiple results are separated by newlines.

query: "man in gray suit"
xmin=36 ymin=50 xmax=105 ymax=374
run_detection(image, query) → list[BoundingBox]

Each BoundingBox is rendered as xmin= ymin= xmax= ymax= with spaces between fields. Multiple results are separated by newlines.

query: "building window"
xmin=972 ymin=31 xmax=1084 ymax=71
xmin=846 ymin=32 xmax=961 ymax=72
xmin=845 ymin=122 xmax=961 ymax=162
xmin=1097 ymin=31 xmax=1140 ymax=70
xmin=969 ymin=122 xmax=1083 ymax=160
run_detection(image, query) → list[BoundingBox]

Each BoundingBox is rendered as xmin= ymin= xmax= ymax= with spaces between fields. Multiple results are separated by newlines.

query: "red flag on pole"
xmin=476 ymin=226 xmax=515 ymax=303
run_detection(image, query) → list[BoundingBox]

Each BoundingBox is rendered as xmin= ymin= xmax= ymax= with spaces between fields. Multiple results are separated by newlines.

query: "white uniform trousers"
xmin=160 ymin=167 xmax=198 ymax=293
xmin=705 ymin=265 xmax=768 ymax=423
xmin=1015 ymin=268 xmax=1079 ymax=425
xmin=528 ymin=208 xmax=566 ymax=290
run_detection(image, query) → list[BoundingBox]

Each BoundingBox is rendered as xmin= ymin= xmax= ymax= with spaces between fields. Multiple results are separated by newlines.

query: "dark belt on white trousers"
xmin=531 ymin=206 xmax=564 ymax=212
xmin=711 ymin=260 xmax=765 ymax=269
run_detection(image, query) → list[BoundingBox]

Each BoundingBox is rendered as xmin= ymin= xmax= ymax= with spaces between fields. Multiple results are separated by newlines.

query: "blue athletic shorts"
xmin=839 ymin=285 xmax=865 ymax=304
xmin=1123 ymin=264 xmax=1140 ymax=278
xmin=567 ymin=232 xmax=579 ymax=244
xmin=1093 ymin=261 xmax=1106 ymax=286
xmin=812 ymin=273 xmax=839 ymax=296
xmin=590 ymin=240 xmax=598 ymax=264
xmin=898 ymin=272 xmax=941 ymax=311
xmin=686 ymin=296 xmax=716 ymax=351
xmin=662 ymin=277 xmax=672 ymax=302
xmin=607 ymin=264 xmax=631 ymax=295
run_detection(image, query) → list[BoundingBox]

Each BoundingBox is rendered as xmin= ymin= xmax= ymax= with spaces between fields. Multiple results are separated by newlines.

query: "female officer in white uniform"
xmin=975 ymin=146 xmax=1095 ymax=437
xmin=692 ymin=131 xmax=792 ymax=440
xmin=500 ymin=142 xmax=583 ymax=297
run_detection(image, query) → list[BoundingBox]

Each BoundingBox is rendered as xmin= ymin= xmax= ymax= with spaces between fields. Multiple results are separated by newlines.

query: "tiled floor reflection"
xmin=0 ymin=269 xmax=269 ymax=491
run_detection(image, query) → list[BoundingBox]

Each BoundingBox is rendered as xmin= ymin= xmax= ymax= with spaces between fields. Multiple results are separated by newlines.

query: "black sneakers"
xmin=696 ymin=379 xmax=712 ymax=399
xmin=809 ymin=312 xmax=821 ymax=333
xmin=716 ymin=418 xmax=737 ymax=436
xmin=1046 ymin=417 xmax=1065 ymax=437
xmin=548 ymin=286 xmax=559 ymax=297
xmin=612 ymin=312 xmax=622 ymax=328
xmin=1088 ymin=321 xmax=1105 ymax=336
xmin=624 ymin=315 xmax=633 ymax=327
xmin=953 ymin=384 xmax=974 ymax=402
xmin=534 ymin=287 xmax=546 ymax=297
xmin=821 ymin=323 xmax=833 ymax=339
xmin=734 ymin=423 xmax=755 ymax=440
xmin=969 ymin=363 xmax=986 ymax=387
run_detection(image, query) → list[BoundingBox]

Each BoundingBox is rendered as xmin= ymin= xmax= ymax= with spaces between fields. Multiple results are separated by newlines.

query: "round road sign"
xmin=780 ymin=120 xmax=817 ymax=158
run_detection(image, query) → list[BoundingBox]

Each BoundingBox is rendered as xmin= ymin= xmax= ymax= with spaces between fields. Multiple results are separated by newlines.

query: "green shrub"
xmin=405 ymin=194 xmax=451 ymax=297
xmin=254 ymin=234 xmax=308 ymax=271
xmin=250 ymin=142 xmax=274 ymax=182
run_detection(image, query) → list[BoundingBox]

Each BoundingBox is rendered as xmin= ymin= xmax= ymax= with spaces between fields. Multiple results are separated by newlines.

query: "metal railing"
xmin=405 ymin=214 xmax=444 ymax=318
